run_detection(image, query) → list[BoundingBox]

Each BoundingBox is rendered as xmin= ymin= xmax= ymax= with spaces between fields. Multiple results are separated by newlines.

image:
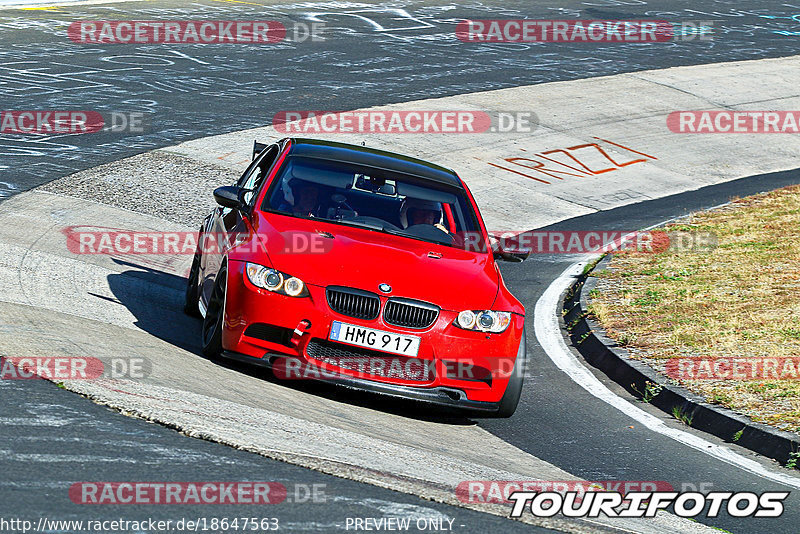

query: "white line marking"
xmin=167 ymin=49 xmax=210 ymax=65
xmin=534 ymin=260 xmax=800 ymax=490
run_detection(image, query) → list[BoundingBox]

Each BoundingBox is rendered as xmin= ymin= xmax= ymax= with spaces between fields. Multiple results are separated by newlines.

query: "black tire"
xmin=183 ymin=250 xmax=202 ymax=317
xmin=494 ymin=328 xmax=527 ymax=418
xmin=201 ymin=267 xmax=226 ymax=359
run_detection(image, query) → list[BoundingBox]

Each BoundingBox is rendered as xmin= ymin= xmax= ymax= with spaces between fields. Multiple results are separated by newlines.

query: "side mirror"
xmin=488 ymin=234 xmax=531 ymax=262
xmin=213 ymin=186 xmax=245 ymax=210
xmin=493 ymin=249 xmax=531 ymax=263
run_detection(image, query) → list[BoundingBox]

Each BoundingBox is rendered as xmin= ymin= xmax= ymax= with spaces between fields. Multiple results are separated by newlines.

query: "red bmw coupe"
xmin=185 ymin=138 xmax=528 ymax=416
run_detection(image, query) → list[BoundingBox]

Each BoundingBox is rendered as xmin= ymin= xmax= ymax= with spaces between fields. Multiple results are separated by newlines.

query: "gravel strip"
xmin=38 ymin=151 xmax=240 ymax=228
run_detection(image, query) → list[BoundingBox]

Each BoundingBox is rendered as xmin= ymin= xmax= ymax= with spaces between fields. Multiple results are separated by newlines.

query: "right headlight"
xmin=245 ymin=262 xmax=308 ymax=297
xmin=454 ymin=310 xmax=512 ymax=333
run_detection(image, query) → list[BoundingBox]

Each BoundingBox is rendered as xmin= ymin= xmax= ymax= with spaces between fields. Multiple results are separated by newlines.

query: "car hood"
xmin=251 ymin=213 xmax=499 ymax=311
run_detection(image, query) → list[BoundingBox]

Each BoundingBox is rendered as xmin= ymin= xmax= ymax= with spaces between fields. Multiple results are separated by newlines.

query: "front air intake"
xmin=383 ymin=298 xmax=439 ymax=329
xmin=325 ymin=286 xmax=380 ymax=320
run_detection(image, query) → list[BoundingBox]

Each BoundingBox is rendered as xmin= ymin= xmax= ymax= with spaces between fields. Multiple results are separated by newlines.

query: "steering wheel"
xmin=330 ymin=193 xmax=357 ymax=219
xmin=404 ymin=224 xmax=454 ymax=245
xmin=349 ymin=216 xmax=401 ymax=231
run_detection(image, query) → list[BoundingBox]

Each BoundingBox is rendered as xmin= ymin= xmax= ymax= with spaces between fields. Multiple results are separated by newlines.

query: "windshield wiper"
xmin=306 ymin=215 xmax=452 ymax=247
xmin=321 ymin=217 xmax=385 ymax=232
xmin=381 ymin=226 xmax=452 ymax=246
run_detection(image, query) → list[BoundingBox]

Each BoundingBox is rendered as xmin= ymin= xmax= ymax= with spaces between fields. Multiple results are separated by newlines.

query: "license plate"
xmin=329 ymin=321 xmax=421 ymax=357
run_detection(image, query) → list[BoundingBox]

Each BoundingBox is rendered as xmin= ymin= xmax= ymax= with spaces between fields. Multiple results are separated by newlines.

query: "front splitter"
xmin=220 ymin=350 xmax=500 ymax=413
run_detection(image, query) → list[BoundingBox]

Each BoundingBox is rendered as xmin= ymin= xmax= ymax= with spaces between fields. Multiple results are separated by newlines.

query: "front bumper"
xmin=223 ymin=260 xmax=524 ymax=404
xmin=221 ymin=350 xmax=500 ymax=412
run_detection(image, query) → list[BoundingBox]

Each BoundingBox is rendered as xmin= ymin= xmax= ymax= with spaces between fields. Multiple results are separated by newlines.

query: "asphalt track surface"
xmin=490 ymin=168 xmax=800 ymax=534
xmin=0 ymin=378 xmax=545 ymax=533
xmin=3 ymin=1 xmax=800 ymax=533
xmin=3 ymin=0 xmax=800 ymax=193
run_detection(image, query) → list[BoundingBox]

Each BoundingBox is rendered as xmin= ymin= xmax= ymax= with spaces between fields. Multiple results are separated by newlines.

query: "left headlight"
xmin=454 ymin=310 xmax=512 ymax=333
xmin=245 ymin=262 xmax=308 ymax=297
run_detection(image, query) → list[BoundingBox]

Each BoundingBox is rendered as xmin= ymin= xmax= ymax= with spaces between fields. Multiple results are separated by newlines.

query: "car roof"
xmin=284 ymin=137 xmax=463 ymax=189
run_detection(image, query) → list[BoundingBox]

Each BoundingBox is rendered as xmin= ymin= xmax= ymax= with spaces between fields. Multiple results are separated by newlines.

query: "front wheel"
xmin=201 ymin=267 xmax=226 ymax=359
xmin=494 ymin=329 xmax=527 ymax=418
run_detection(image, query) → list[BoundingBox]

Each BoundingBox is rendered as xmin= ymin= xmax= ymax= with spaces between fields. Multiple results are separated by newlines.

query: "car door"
xmin=199 ymin=144 xmax=281 ymax=309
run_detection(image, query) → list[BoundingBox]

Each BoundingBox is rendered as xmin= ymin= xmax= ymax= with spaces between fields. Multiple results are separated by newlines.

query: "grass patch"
xmin=672 ymin=405 xmax=694 ymax=426
xmin=631 ymin=380 xmax=663 ymax=403
xmin=788 ymin=451 xmax=800 ymax=469
xmin=590 ymin=185 xmax=800 ymax=432
xmin=632 ymin=289 xmax=662 ymax=307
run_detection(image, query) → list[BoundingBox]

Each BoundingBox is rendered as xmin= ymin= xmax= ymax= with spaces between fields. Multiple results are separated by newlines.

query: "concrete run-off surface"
xmin=162 ymin=55 xmax=800 ymax=233
xmin=2 ymin=56 xmax=798 ymax=532
xmin=0 ymin=191 xmax=710 ymax=534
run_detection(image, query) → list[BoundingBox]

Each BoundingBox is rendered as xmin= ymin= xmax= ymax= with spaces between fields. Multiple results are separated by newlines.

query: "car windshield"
xmin=261 ymin=156 xmax=485 ymax=250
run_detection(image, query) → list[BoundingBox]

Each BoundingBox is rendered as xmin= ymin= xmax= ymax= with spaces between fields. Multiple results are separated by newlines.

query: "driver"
xmin=409 ymin=206 xmax=441 ymax=226
xmin=279 ymin=181 xmax=320 ymax=217
xmin=400 ymin=198 xmax=449 ymax=233
xmin=293 ymin=183 xmax=319 ymax=217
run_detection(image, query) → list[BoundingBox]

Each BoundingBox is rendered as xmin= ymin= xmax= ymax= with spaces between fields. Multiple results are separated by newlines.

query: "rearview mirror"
xmin=213 ymin=186 xmax=245 ymax=210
